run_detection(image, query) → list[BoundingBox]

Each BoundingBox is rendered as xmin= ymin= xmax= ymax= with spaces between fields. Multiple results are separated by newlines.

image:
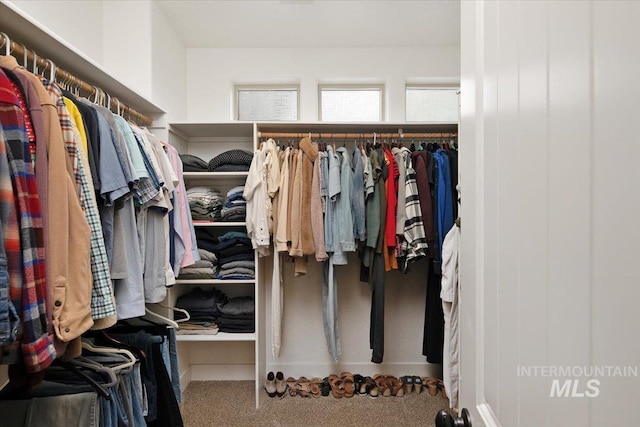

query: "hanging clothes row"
xmin=0 ymin=53 xmax=198 ymax=400
xmin=244 ymin=133 xmax=458 ymax=364
xmin=0 ymin=326 xmax=183 ymax=427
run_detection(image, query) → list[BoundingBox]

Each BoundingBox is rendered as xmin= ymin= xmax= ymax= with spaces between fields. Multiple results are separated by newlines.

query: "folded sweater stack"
xmin=174 ymin=287 xmax=254 ymax=333
xmin=195 ymin=230 xmax=255 ymax=280
xmin=175 ymin=287 xmax=228 ymax=324
xmin=179 ymin=153 xmax=209 ymax=172
xmin=217 ymin=296 xmax=255 ymax=333
xmin=208 ymin=149 xmax=253 ymax=172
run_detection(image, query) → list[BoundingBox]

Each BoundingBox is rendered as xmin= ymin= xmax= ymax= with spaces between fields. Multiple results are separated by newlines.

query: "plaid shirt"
xmin=43 ymin=81 xmax=117 ymax=322
xmin=0 ymin=70 xmax=55 ymax=373
xmin=0 ymin=127 xmax=19 ymax=347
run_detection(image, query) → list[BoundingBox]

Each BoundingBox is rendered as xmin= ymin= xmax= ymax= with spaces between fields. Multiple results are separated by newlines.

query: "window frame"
xmin=318 ymin=84 xmax=385 ymax=122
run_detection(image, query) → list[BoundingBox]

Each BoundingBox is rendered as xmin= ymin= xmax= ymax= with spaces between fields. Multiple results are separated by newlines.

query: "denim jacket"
xmin=334 ymin=147 xmax=356 ymax=264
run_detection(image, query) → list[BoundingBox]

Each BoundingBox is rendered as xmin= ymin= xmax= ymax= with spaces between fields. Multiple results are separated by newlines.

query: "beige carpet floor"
xmin=180 ymin=381 xmax=452 ymax=427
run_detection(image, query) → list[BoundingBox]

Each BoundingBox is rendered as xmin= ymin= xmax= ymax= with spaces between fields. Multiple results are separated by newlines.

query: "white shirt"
xmin=441 ymin=223 xmax=460 ymax=409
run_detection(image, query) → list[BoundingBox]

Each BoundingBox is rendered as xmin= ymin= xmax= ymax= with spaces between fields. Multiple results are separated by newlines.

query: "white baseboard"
xmin=182 ymin=362 xmax=441 ymax=384
xmin=190 ymin=364 xmax=255 ymax=381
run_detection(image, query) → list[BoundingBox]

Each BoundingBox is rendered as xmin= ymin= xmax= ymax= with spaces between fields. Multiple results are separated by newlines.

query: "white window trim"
xmin=318 ymin=84 xmax=385 ymax=122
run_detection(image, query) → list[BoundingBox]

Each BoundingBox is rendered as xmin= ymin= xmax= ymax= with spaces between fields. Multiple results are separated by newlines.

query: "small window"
xmin=236 ymin=86 xmax=299 ymax=121
xmin=319 ymin=85 xmax=383 ymax=122
xmin=406 ymin=86 xmax=459 ymax=122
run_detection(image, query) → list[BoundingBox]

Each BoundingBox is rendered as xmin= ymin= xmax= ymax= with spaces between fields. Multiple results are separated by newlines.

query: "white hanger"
xmin=155 ymin=303 xmax=191 ymax=323
xmin=45 ymin=59 xmax=56 ymax=83
xmin=0 ymin=32 xmax=10 ymax=56
xmin=144 ymin=307 xmax=179 ymax=329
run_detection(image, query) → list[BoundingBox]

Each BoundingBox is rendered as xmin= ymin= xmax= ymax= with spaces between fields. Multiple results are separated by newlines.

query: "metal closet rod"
xmin=258 ymin=132 xmax=458 ymax=140
xmin=0 ymin=33 xmax=153 ymax=126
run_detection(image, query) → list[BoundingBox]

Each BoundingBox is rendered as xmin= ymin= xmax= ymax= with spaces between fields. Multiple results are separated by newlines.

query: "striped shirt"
xmin=400 ymin=147 xmax=428 ymax=268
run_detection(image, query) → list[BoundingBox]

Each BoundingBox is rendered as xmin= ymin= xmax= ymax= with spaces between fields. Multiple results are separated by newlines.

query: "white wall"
xmin=151 ymin=2 xmax=187 ymax=122
xmin=102 ymin=0 xmax=153 ymax=99
xmin=186 ymin=46 xmax=459 ymax=122
xmin=5 ymin=0 xmax=186 ymax=122
xmin=9 ymin=0 xmax=105 ymax=63
xmin=460 ymin=1 xmax=640 ymax=426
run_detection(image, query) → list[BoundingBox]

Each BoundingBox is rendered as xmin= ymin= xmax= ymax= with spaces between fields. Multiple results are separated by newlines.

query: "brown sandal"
xmin=286 ymin=376 xmax=298 ymax=397
xmin=341 ymin=372 xmax=355 ymax=398
xmin=387 ymin=376 xmax=404 ymax=397
xmin=309 ymin=377 xmax=322 ymax=398
xmin=297 ymin=376 xmax=311 ymax=398
xmin=373 ymin=374 xmax=390 ymax=397
xmin=328 ymin=374 xmax=344 ymax=398
xmin=423 ymin=377 xmax=439 ymax=397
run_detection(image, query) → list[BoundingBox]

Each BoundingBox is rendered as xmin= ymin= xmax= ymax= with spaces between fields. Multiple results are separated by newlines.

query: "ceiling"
xmin=153 ymin=0 xmax=460 ymax=48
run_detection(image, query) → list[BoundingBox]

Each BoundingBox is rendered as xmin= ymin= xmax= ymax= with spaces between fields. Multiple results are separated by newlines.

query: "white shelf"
xmin=183 ymin=172 xmax=249 ymax=179
xmin=170 ymin=122 xmax=255 ymax=138
xmin=175 ymin=279 xmax=255 ymax=285
xmin=176 ymin=332 xmax=256 ymax=342
xmin=192 ymin=221 xmax=246 ymax=227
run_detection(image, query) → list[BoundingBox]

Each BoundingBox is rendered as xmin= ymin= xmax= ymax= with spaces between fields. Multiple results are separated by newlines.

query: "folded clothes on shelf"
xmin=179 ymin=153 xmax=209 ymax=172
xmin=227 ymin=185 xmax=245 ymax=199
xmin=176 ymin=322 xmax=219 ymax=335
xmin=208 ymin=149 xmax=253 ymax=172
xmin=183 ymin=259 xmax=216 ymax=269
xmin=175 ymin=287 xmax=228 ymax=318
xmin=216 ymin=267 xmax=255 ymax=279
xmin=219 ymin=296 xmax=255 ymax=315
xmin=197 ymin=248 xmax=217 ymax=263
xmin=217 ymin=253 xmax=255 ymax=265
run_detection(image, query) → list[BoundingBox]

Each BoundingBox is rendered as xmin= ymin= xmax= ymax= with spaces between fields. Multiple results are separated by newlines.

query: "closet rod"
xmin=258 ymin=132 xmax=458 ymax=140
xmin=0 ymin=33 xmax=153 ymax=126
